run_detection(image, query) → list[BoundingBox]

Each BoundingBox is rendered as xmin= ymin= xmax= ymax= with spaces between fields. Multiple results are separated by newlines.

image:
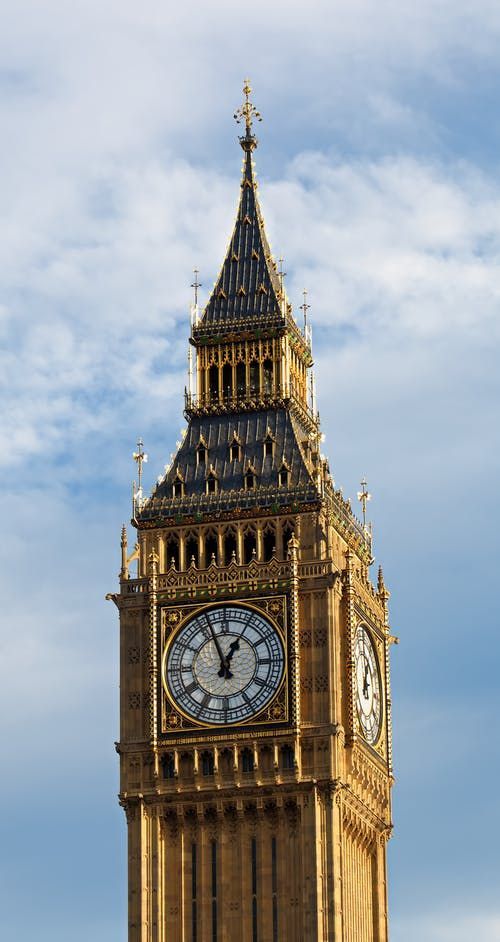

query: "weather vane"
xmin=133 ymin=438 xmax=148 ymax=497
xmin=357 ymin=478 xmax=372 ymax=529
xmin=278 ymin=257 xmax=287 ymax=294
xmin=300 ymin=289 xmax=310 ymax=330
xmin=191 ymin=268 xmax=202 ymax=307
xmin=234 ymin=79 xmax=262 ymax=133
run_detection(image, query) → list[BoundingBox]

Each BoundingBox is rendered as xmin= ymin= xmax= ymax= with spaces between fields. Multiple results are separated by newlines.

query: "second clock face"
xmin=164 ymin=604 xmax=285 ymax=726
xmin=354 ymin=624 xmax=382 ymax=744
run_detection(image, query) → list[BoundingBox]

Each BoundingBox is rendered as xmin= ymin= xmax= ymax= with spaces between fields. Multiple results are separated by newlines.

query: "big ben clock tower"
xmin=111 ymin=82 xmax=395 ymax=942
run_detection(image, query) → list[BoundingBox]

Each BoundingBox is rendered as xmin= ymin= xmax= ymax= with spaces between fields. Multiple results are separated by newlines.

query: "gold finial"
xmin=357 ymin=478 xmax=372 ymax=529
xmin=234 ymin=79 xmax=262 ymax=134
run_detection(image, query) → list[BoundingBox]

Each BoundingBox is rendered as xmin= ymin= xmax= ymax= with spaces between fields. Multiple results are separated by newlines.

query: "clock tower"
xmin=112 ymin=83 xmax=394 ymax=942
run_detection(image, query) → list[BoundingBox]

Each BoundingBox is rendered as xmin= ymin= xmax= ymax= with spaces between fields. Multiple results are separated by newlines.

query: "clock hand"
xmin=226 ymin=638 xmax=240 ymax=662
xmin=204 ymin=613 xmax=233 ymax=679
xmin=217 ymin=637 xmax=240 ymax=678
xmin=363 ymin=664 xmax=371 ymax=699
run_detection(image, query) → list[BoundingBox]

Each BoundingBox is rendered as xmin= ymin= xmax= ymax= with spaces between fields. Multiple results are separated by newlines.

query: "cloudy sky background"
xmin=1 ymin=1 xmax=500 ymax=939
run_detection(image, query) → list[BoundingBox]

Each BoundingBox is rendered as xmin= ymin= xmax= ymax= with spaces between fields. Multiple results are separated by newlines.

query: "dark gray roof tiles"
xmin=199 ymin=147 xmax=285 ymax=328
xmin=152 ymin=408 xmax=316 ymax=501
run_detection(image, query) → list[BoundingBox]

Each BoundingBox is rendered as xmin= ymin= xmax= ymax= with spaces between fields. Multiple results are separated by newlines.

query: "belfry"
xmin=113 ymin=82 xmax=394 ymax=942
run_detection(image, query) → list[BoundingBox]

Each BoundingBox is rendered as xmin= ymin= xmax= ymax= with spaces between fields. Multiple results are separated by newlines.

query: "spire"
xmin=197 ymin=81 xmax=286 ymax=333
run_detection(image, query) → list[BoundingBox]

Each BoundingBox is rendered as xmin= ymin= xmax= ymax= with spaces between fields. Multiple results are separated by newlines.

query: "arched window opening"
xmin=209 ymin=363 xmax=218 ymax=400
xmin=241 ymin=748 xmax=254 ymax=773
xmin=243 ymin=529 xmax=257 ymax=564
xmin=180 ymin=752 xmax=194 ymax=780
xmin=219 ymin=748 xmax=233 ymax=777
xmin=281 ymin=745 xmax=295 ymax=771
xmin=263 ymin=436 xmax=274 ymax=458
xmin=279 ymin=466 xmax=289 ymax=487
xmin=205 ymin=531 xmax=218 ymax=565
xmin=249 ymin=360 xmax=259 ymax=394
xmin=259 ymin=745 xmax=273 ymax=772
xmin=224 ymin=529 xmax=238 ymax=565
xmin=185 ymin=534 xmax=198 ymax=568
xmin=166 ymin=535 xmax=179 ymax=569
xmin=263 ymin=358 xmax=273 ymax=395
xmin=230 ymin=440 xmax=241 ymax=462
xmin=263 ymin=526 xmax=275 ymax=562
xmin=206 ymin=474 xmax=218 ymax=495
xmin=222 ymin=363 xmax=232 ymax=400
xmin=245 ymin=470 xmax=256 ymax=490
xmin=201 ymin=751 xmax=214 ymax=776
xmin=197 ymin=443 xmax=207 ymax=466
xmin=282 ymin=521 xmax=295 ymax=559
xmin=173 ymin=475 xmax=184 ymax=498
xmin=161 ymin=753 xmax=175 ymax=779
xmin=236 ymin=362 xmax=246 ymax=397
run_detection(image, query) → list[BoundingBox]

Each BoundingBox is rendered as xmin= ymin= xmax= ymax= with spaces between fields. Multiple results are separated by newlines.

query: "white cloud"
xmin=392 ymin=911 xmax=500 ymax=942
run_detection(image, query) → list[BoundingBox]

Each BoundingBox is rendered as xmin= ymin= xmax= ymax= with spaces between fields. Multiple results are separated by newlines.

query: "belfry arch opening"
xmin=224 ymin=529 xmax=238 ymax=565
xmin=204 ymin=531 xmax=218 ymax=565
xmin=243 ymin=528 xmax=257 ymax=564
xmin=166 ymin=534 xmax=179 ymax=569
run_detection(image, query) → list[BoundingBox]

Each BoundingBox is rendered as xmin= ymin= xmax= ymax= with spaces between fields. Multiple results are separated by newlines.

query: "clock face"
xmin=163 ymin=604 xmax=285 ymax=726
xmin=354 ymin=624 xmax=382 ymax=744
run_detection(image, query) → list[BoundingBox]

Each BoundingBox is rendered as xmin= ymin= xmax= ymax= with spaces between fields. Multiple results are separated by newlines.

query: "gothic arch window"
xmin=209 ymin=363 xmax=218 ymax=400
xmin=278 ymin=464 xmax=289 ymax=487
xmin=281 ymin=744 xmax=295 ymax=771
xmin=204 ymin=529 xmax=218 ymax=565
xmin=259 ymin=745 xmax=273 ymax=773
xmin=249 ymin=360 xmax=259 ymax=394
xmin=230 ymin=433 xmax=241 ymax=462
xmin=236 ymin=361 xmax=246 ymax=397
xmin=222 ymin=362 xmax=232 ymax=400
xmin=244 ymin=467 xmax=256 ymax=490
xmin=282 ymin=521 xmax=295 ymax=558
xmin=262 ymin=523 xmax=276 ymax=562
xmin=180 ymin=752 xmax=194 ymax=781
xmin=161 ymin=753 xmax=175 ymax=779
xmin=224 ymin=527 xmax=238 ymax=565
xmin=206 ymin=467 xmax=219 ymax=495
xmin=166 ymin=533 xmax=179 ymax=569
xmin=201 ymin=751 xmax=215 ymax=776
xmin=172 ymin=474 xmax=184 ymax=498
xmin=197 ymin=441 xmax=207 ymax=467
xmin=219 ymin=748 xmax=233 ymax=777
xmin=263 ymin=431 xmax=275 ymax=458
xmin=241 ymin=748 xmax=254 ymax=773
xmin=263 ymin=358 xmax=273 ymax=395
xmin=243 ymin=526 xmax=257 ymax=564
xmin=185 ymin=532 xmax=199 ymax=568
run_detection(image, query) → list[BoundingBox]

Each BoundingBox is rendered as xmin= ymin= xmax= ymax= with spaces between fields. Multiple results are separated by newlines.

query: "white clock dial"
xmin=354 ymin=624 xmax=382 ymax=744
xmin=163 ymin=604 xmax=285 ymax=726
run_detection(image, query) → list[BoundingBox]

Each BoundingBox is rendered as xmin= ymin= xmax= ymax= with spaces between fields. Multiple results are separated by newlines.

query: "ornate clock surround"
xmin=158 ymin=592 xmax=294 ymax=739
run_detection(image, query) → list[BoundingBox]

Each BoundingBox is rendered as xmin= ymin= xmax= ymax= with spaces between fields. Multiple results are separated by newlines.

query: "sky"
xmin=1 ymin=1 xmax=500 ymax=939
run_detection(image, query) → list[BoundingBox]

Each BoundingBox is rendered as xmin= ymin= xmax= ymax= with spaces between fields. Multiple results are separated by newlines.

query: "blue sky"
xmin=1 ymin=2 xmax=500 ymax=939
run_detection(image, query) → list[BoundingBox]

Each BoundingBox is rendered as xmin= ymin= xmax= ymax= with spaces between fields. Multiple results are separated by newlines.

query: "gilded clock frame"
xmin=158 ymin=594 xmax=291 ymax=738
xmin=351 ymin=605 xmax=388 ymax=761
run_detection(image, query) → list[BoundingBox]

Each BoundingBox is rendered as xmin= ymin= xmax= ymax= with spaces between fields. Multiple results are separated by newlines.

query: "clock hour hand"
xmin=363 ymin=664 xmax=370 ymax=699
xmin=204 ymin=613 xmax=233 ymax=679
xmin=217 ymin=637 xmax=240 ymax=678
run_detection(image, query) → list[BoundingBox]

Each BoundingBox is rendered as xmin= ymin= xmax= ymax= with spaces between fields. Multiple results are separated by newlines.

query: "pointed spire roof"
xmin=195 ymin=83 xmax=287 ymax=335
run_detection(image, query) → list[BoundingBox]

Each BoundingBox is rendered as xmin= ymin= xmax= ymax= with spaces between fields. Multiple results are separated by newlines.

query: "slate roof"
xmin=152 ymin=408 xmax=316 ymax=501
xmin=196 ymin=136 xmax=286 ymax=332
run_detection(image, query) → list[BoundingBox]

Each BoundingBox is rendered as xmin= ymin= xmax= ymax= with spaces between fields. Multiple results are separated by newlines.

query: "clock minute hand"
xmin=204 ymin=614 xmax=233 ymax=678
